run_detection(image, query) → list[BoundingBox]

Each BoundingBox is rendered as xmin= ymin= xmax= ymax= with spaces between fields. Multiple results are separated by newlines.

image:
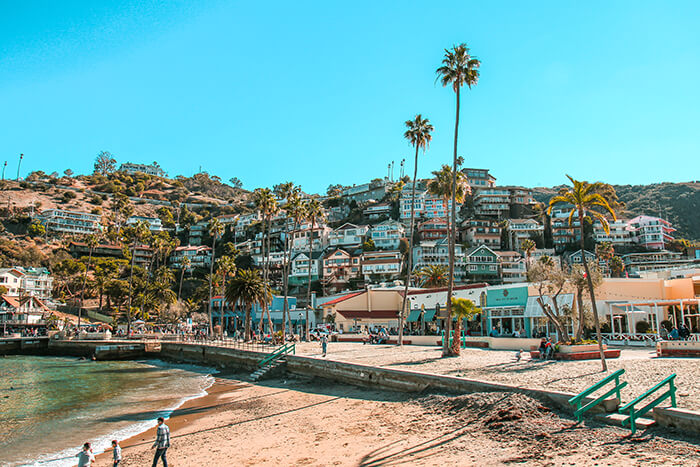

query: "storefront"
xmin=483 ymin=285 xmax=529 ymax=337
xmin=525 ymin=294 xmax=575 ymax=338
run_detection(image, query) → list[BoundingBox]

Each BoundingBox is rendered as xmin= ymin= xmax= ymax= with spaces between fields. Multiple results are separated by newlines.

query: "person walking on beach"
xmin=112 ymin=439 xmax=122 ymax=466
xmin=76 ymin=442 xmax=95 ymax=467
xmin=151 ymin=416 xmax=170 ymax=467
xmin=320 ymin=333 xmax=328 ymax=357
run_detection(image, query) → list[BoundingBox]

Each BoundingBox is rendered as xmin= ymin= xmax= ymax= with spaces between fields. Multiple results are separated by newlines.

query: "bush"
xmin=27 ymin=222 xmax=45 ymax=237
xmin=635 ymin=320 xmax=651 ymax=334
xmin=660 ymin=320 xmax=673 ymax=332
xmin=62 ymin=191 xmax=77 ymax=201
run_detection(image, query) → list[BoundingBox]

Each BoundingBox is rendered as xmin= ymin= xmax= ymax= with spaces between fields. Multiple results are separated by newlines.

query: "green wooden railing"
xmin=619 ymin=373 xmax=677 ymax=434
xmin=258 ymin=343 xmax=295 ymax=368
xmin=440 ymin=330 xmax=467 ymax=348
xmin=568 ymin=369 xmax=627 ymax=423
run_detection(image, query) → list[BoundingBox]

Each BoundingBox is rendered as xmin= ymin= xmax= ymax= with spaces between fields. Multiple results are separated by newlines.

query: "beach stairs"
xmin=249 ymin=343 xmax=295 ymax=382
xmin=569 ymin=370 xmax=678 ymax=435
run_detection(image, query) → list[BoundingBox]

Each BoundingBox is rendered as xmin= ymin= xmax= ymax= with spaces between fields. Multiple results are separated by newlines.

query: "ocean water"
xmin=0 ymin=356 xmax=214 ymax=467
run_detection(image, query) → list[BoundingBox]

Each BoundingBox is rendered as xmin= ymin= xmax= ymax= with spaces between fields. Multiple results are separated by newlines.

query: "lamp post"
xmin=16 ymin=154 xmax=23 ymax=181
xmin=2 ymin=161 xmax=6 ymax=181
xmin=298 ymin=312 xmax=303 ymax=337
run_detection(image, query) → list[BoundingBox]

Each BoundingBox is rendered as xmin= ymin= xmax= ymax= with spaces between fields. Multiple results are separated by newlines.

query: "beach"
xmin=94 ymin=374 xmax=700 ymax=466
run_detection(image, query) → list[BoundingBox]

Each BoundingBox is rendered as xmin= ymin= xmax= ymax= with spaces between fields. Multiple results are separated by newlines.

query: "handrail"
xmin=619 ymin=373 xmax=676 ymax=434
xmin=568 ymin=369 xmax=626 ymax=423
xmin=258 ymin=343 xmax=295 ymax=368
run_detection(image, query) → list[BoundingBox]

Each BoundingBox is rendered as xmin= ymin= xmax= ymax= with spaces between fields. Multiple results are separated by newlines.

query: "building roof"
xmin=321 ymin=291 xmax=365 ymax=306
xmin=336 ymin=310 xmax=398 ymax=319
xmin=405 ymin=283 xmax=488 ymax=296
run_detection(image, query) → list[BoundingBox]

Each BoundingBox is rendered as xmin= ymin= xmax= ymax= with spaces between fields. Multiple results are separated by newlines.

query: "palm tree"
xmin=609 ymin=256 xmax=625 ymax=278
xmin=427 ymin=164 xmax=469 ymax=356
xmin=253 ymin=188 xmax=277 ymax=334
xmin=225 ymin=269 xmax=271 ymax=341
xmin=399 ymin=114 xmax=434 ymax=347
xmin=286 ymin=193 xmax=307 ymax=334
xmin=207 ymin=218 xmax=224 ymax=335
xmin=124 ymin=221 xmax=150 ymax=335
xmin=520 ymin=239 xmax=536 ymax=272
xmin=416 ymin=265 xmax=448 ymax=288
xmin=436 ymin=43 xmax=480 ymax=357
xmin=548 ymin=175 xmax=617 ymax=372
xmin=149 ymin=266 xmax=177 ymax=319
xmin=595 ymin=241 xmax=614 ymax=276
xmin=216 ymin=255 xmax=237 ymax=336
xmin=77 ymin=232 xmax=101 ymax=328
xmin=275 ymin=182 xmax=302 ymax=336
xmin=450 ymin=297 xmax=482 ymax=355
xmin=304 ymin=198 xmax=324 ymax=340
xmin=177 ymin=256 xmax=191 ymax=301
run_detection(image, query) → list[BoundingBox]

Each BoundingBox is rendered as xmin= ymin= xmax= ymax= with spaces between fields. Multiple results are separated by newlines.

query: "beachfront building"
xmin=482 ymin=285 xmax=531 ymax=337
xmin=36 ymin=209 xmax=102 ymax=235
xmin=404 ymin=284 xmax=487 ymax=333
xmin=622 ymin=250 xmax=697 ymax=275
xmin=628 ymin=215 xmax=676 ymax=250
xmin=126 ymin=216 xmax=164 ymax=232
xmin=328 ymin=223 xmax=368 ymax=248
xmin=169 ymin=245 xmax=212 ymax=269
xmin=462 ymin=219 xmax=502 ymax=250
xmin=209 ymin=295 xmax=307 ymax=333
xmin=369 ymin=220 xmax=405 ymax=250
xmin=361 ymin=250 xmax=402 ymax=282
xmin=417 ymin=218 xmax=448 ymax=241
xmin=288 ymin=251 xmax=322 ymax=286
xmin=0 ymin=295 xmax=53 ymax=329
xmin=505 ymin=219 xmax=544 ymax=251
xmin=464 ymin=245 xmax=501 ymax=284
xmin=119 ymin=162 xmax=166 ymax=177
xmin=320 ymin=289 xmax=402 ymax=333
xmin=498 ymin=251 xmax=527 ymax=284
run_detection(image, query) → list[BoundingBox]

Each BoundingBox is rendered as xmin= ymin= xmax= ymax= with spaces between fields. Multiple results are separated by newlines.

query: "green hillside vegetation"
xmin=532 ymin=182 xmax=700 ymax=241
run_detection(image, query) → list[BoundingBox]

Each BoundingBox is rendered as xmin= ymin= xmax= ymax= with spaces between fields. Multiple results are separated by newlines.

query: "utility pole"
xmin=387 ymin=163 xmax=391 ymax=180
xmin=400 ymin=159 xmax=405 ymax=179
xmin=16 ymin=154 xmax=23 ymax=181
xmin=1 ymin=161 xmax=6 ymax=180
xmin=391 ymin=160 xmax=395 ymax=181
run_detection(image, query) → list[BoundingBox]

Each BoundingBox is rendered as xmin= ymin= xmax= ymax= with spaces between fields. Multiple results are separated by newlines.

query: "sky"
xmin=1 ymin=1 xmax=698 ymax=194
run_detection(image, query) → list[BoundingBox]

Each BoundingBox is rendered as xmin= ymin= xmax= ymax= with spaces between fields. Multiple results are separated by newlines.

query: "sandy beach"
xmin=94 ymin=373 xmax=700 ymax=466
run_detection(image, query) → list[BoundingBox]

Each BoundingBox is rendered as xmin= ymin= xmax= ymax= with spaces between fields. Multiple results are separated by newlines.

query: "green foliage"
xmin=27 ymin=221 xmax=46 ymax=237
xmin=636 ymin=320 xmax=651 ymax=334
xmin=362 ymin=238 xmax=376 ymax=251
xmin=62 ymin=191 xmax=77 ymax=201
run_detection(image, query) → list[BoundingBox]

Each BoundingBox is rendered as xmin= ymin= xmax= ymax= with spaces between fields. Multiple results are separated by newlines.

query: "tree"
xmin=399 ymin=114 xmax=434 ymax=347
xmin=362 ymin=238 xmax=376 ymax=251
xmin=609 ymin=256 xmax=625 ymax=278
xmin=253 ymin=188 xmax=278 ymax=333
xmin=148 ymin=266 xmax=177 ymax=318
xmin=416 ymin=265 xmax=448 ymax=287
xmin=77 ymin=233 xmax=101 ymax=328
xmin=275 ymin=182 xmax=302 ymax=335
xmin=63 ymin=169 xmax=74 ymax=177
xmin=427 ymin=164 xmax=469 ymax=357
xmin=94 ymin=151 xmax=117 ymax=176
xmin=229 ymin=177 xmax=243 ymax=189
xmin=304 ymin=199 xmax=324 ymax=340
xmin=27 ymin=221 xmax=45 ymax=237
xmin=177 ymin=256 xmax=191 ymax=302
xmin=548 ymin=175 xmax=617 ymax=371
xmin=436 ymin=43 xmax=480 ymax=358
xmin=122 ymin=221 xmax=151 ymax=335
xmin=569 ymin=264 xmax=603 ymax=342
xmin=207 ymin=218 xmax=225 ymax=334
xmin=225 ymin=269 xmax=271 ymax=341
xmin=216 ymin=255 xmax=237 ymax=336
xmin=528 ymin=261 xmax=570 ymax=342
xmin=520 ymin=239 xmax=536 ymax=272
xmin=450 ymin=298 xmax=482 ymax=355
xmin=595 ymin=241 xmax=614 ymax=276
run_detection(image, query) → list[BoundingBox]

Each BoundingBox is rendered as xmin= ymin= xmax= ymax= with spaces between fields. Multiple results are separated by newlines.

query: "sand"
xmin=95 ymin=375 xmax=700 ymax=467
xmin=294 ymin=343 xmax=700 ymax=411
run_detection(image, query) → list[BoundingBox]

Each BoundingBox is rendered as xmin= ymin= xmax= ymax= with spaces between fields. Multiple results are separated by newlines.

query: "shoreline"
xmin=95 ymin=377 xmax=243 ymax=466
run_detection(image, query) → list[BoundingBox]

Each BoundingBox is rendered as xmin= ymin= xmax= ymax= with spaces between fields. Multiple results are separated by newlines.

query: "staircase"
xmin=250 ymin=358 xmax=286 ymax=382
xmin=249 ymin=343 xmax=295 ymax=382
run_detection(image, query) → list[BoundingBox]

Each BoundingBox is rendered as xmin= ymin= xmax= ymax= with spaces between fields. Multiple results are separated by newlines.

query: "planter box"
xmin=656 ymin=340 xmax=700 ymax=357
xmin=557 ymin=343 xmax=607 ymax=354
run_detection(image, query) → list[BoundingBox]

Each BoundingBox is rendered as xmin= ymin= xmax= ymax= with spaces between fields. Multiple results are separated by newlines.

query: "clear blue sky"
xmin=1 ymin=1 xmax=698 ymax=193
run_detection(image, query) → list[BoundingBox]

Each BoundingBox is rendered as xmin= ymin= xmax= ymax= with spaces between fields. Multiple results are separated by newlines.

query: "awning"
xmin=524 ymin=294 xmax=574 ymax=318
xmin=423 ymin=308 xmax=437 ymax=321
xmin=407 ymin=308 xmax=422 ymax=323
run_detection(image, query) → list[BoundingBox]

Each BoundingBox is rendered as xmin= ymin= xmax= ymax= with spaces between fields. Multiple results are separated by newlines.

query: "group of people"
xmin=538 ymin=338 xmax=556 ymax=360
xmin=362 ymin=327 xmax=390 ymax=345
xmin=668 ymin=324 xmax=693 ymax=340
xmin=76 ymin=417 xmax=170 ymax=467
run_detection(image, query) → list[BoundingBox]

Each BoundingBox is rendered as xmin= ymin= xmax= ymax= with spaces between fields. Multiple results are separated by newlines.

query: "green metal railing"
xmin=440 ymin=330 xmax=467 ymax=348
xmin=258 ymin=343 xmax=295 ymax=368
xmin=619 ymin=373 xmax=677 ymax=434
xmin=568 ymin=369 xmax=627 ymax=423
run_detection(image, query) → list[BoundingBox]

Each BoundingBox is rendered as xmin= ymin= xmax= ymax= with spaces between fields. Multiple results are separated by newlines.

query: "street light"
xmin=2 ymin=161 xmax=6 ymax=181
xmin=16 ymin=154 xmax=23 ymax=181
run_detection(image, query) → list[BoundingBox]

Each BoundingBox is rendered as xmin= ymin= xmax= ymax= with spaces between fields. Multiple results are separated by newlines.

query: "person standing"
xmin=112 ymin=440 xmax=122 ymax=466
xmin=76 ymin=442 xmax=95 ymax=467
xmin=320 ymin=333 xmax=328 ymax=357
xmin=151 ymin=417 xmax=170 ymax=467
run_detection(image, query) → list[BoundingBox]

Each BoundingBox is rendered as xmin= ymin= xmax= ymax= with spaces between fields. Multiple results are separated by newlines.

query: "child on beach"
xmin=515 ymin=349 xmax=523 ymax=362
xmin=76 ymin=442 xmax=95 ymax=467
xmin=112 ymin=440 xmax=122 ymax=466
xmin=320 ymin=334 xmax=328 ymax=357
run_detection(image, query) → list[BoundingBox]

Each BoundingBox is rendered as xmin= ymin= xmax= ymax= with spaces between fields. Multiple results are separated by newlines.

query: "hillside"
xmin=532 ymin=182 xmax=700 ymax=241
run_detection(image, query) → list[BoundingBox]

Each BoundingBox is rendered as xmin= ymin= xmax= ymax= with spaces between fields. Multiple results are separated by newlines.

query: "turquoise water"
xmin=0 ymin=356 xmax=214 ymax=467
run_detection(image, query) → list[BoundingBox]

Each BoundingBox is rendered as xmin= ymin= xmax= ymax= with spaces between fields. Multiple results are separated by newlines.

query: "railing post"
xmin=670 ymin=378 xmax=677 ymax=407
xmin=615 ymin=374 xmax=621 ymax=401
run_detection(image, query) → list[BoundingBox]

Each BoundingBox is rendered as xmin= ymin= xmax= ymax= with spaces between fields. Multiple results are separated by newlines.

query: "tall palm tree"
xmin=216 ymin=255 xmax=237 ymax=336
xmin=286 ymin=194 xmax=307 ymax=334
xmin=177 ymin=255 xmax=191 ymax=301
xmin=304 ymin=199 xmax=324 ymax=340
xmin=124 ymin=221 xmax=150 ymax=335
xmin=436 ymin=43 xmax=480 ymax=357
xmin=225 ymin=269 xmax=271 ymax=341
xmin=253 ymin=188 xmax=277 ymax=333
xmin=416 ymin=265 xmax=448 ymax=288
xmin=207 ymin=218 xmax=224 ymax=335
xmin=520 ymin=238 xmax=536 ymax=272
xmin=275 ymin=182 xmax=302 ymax=336
xmin=78 ymin=232 xmax=101 ymax=328
xmin=450 ymin=297 xmax=482 ymax=354
xmin=399 ymin=114 xmax=434 ymax=347
xmin=548 ymin=175 xmax=617 ymax=372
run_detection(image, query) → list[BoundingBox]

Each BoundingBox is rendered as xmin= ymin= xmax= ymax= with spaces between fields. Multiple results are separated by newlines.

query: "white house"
xmin=361 ymin=250 xmax=402 ymax=281
xmin=369 ymin=220 xmax=405 ymax=250
xmin=127 ymin=216 xmax=164 ymax=232
xmin=506 ymin=219 xmax=544 ymax=251
xmin=291 ymin=223 xmax=331 ymax=253
xmin=288 ymin=251 xmax=322 ymax=286
xmin=37 ymin=209 xmax=102 ymax=235
xmin=169 ymin=245 xmax=213 ymax=269
xmin=329 ymin=223 xmax=368 ymax=248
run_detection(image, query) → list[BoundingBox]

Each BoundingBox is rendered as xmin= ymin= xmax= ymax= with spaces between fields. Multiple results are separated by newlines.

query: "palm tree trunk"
xmin=220 ymin=274 xmax=226 ymax=337
xmin=305 ymin=220 xmax=314 ymax=341
xmin=575 ymin=287 xmax=585 ymax=342
xmin=282 ymin=219 xmax=291 ymax=336
xmin=444 ymin=87 xmax=460 ymax=357
xmin=579 ymin=212 xmax=607 ymax=371
xmin=208 ymin=236 xmax=216 ymax=335
xmin=244 ymin=305 xmax=251 ymax=341
xmin=399 ymin=145 xmax=420 ymax=345
xmin=126 ymin=238 xmax=136 ymax=336
xmin=178 ymin=267 xmax=185 ymax=301
xmin=77 ymin=246 xmax=94 ymax=329
xmin=259 ymin=216 xmax=268 ymax=333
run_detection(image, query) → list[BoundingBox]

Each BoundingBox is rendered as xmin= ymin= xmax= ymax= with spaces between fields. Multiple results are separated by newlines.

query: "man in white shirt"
xmin=151 ymin=417 xmax=171 ymax=467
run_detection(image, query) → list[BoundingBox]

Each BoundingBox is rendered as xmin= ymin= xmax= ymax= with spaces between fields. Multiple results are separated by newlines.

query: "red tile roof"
xmin=336 ymin=310 xmax=398 ymax=319
xmin=321 ymin=291 xmax=364 ymax=306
